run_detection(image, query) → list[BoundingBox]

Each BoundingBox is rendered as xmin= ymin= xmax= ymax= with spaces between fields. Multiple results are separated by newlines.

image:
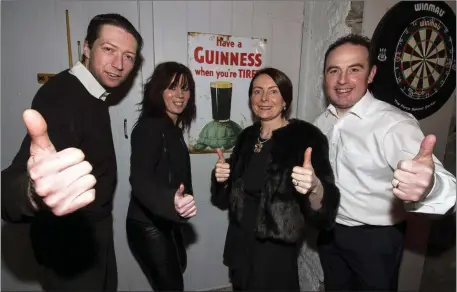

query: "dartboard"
xmin=371 ymin=1 xmax=456 ymax=120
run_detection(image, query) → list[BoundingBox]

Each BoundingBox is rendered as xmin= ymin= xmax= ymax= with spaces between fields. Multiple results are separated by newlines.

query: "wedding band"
xmin=292 ymin=179 xmax=299 ymax=186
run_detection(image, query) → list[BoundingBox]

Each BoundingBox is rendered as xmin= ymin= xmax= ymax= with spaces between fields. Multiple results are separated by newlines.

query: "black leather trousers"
xmin=126 ymin=219 xmax=186 ymax=291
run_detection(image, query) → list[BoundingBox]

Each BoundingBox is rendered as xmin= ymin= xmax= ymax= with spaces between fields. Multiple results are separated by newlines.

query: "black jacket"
xmin=127 ymin=115 xmax=193 ymax=225
xmin=211 ymin=119 xmax=340 ymax=243
xmin=1 ymin=70 xmax=117 ymax=277
xmin=2 ymin=70 xmax=117 ymax=223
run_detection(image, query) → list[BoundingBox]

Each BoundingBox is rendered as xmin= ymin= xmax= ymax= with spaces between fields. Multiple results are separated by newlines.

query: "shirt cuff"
xmin=405 ymin=173 xmax=446 ymax=214
xmin=421 ymin=173 xmax=440 ymax=202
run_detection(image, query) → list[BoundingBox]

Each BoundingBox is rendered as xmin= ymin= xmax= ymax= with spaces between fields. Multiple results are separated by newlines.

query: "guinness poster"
xmin=187 ymin=32 xmax=268 ymax=153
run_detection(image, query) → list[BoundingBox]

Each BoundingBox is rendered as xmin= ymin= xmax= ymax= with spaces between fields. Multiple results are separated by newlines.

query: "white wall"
xmin=297 ymin=0 xmax=352 ymax=123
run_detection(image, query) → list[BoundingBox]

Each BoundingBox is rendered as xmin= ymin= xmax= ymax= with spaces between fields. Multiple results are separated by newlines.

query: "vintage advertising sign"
xmin=371 ymin=1 xmax=456 ymax=120
xmin=187 ymin=32 xmax=267 ymax=153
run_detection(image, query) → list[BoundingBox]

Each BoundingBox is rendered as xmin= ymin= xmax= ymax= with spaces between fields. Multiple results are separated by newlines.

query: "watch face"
xmin=371 ymin=1 xmax=456 ymax=120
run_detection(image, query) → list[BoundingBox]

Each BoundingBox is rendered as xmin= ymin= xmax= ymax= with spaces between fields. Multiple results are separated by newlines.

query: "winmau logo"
xmin=414 ymin=3 xmax=445 ymax=17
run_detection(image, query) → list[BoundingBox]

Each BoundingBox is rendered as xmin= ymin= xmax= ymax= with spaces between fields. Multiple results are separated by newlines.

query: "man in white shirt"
xmin=314 ymin=34 xmax=456 ymax=291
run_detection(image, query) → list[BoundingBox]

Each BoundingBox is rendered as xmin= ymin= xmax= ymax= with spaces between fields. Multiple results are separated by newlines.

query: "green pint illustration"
xmin=194 ymin=81 xmax=242 ymax=151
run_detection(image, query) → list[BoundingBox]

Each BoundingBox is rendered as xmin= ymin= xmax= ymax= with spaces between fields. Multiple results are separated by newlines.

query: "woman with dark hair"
xmin=211 ymin=67 xmax=340 ymax=290
xmin=126 ymin=61 xmax=197 ymax=291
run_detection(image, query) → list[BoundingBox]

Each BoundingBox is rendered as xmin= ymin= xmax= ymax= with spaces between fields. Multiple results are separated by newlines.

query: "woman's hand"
xmin=291 ymin=148 xmax=323 ymax=210
xmin=174 ymin=184 xmax=197 ymax=218
xmin=215 ymin=148 xmax=230 ymax=183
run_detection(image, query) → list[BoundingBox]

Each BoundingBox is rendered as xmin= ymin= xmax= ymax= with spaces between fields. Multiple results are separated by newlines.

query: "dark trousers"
xmin=126 ymin=219 xmax=186 ymax=291
xmin=225 ymin=196 xmax=300 ymax=291
xmin=32 ymin=214 xmax=117 ymax=291
xmin=318 ymin=222 xmax=406 ymax=291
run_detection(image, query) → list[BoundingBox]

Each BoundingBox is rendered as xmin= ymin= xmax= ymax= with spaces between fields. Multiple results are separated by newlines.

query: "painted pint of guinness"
xmin=210 ymin=81 xmax=232 ymax=121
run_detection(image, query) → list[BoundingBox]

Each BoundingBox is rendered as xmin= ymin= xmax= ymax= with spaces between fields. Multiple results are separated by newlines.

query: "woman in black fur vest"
xmin=211 ymin=67 xmax=340 ymax=290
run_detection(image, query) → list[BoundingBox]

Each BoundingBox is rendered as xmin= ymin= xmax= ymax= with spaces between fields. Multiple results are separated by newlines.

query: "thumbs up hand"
xmin=215 ymin=148 xmax=230 ymax=183
xmin=392 ymin=135 xmax=436 ymax=202
xmin=25 ymin=109 xmax=96 ymax=216
xmin=174 ymin=184 xmax=197 ymax=218
xmin=291 ymin=148 xmax=323 ymax=209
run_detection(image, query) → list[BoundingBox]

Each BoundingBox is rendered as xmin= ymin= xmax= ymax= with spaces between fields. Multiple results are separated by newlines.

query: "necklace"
xmin=253 ymin=120 xmax=288 ymax=153
xmin=253 ymin=136 xmax=270 ymax=153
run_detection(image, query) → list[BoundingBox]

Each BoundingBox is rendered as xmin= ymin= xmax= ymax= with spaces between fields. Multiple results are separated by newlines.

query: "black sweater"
xmin=1 ymin=70 xmax=117 ymax=223
xmin=127 ymin=115 xmax=193 ymax=224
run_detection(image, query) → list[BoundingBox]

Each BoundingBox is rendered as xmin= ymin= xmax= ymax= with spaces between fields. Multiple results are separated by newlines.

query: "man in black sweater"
xmin=1 ymin=13 xmax=143 ymax=291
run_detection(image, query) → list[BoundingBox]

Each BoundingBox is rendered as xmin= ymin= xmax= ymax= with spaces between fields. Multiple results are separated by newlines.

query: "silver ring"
xmin=292 ymin=179 xmax=299 ymax=186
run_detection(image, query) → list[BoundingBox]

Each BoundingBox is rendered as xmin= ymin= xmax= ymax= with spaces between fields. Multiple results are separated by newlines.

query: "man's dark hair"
xmin=323 ymin=34 xmax=374 ymax=73
xmin=81 ymin=13 xmax=143 ymax=63
xmin=249 ymin=67 xmax=293 ymax=118
xmin=137 ymin=62 xmax=196 ymax=132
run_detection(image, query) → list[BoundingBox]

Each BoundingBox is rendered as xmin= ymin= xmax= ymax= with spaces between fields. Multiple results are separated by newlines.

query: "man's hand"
xmin=291 ymin=148 xmax=323 ymax=209
xmin=392 ymin=134 xmax=436 ymax=202
xmin=174 ymin=184 xmax=197 ymax=218
xmin=25 ymin=109 xmax=96 ymax=216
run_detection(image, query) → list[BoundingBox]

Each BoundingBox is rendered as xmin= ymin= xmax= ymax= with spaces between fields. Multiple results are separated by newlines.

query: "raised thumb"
xmin=414 ymin=134 xmax=436 ymax=161
xmin=23 ymin=109 xmax=56 ymax=153
xmin=303 ymin=147 xmax=312 ymax=168
xmin=176 ymin=184 xmax=185 ymax=197
xmin=216 ymin=148 xmax=225 ymax=163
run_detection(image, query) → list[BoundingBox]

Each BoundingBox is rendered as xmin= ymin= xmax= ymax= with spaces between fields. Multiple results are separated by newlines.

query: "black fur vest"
xmin=212 ymin=119 xmax=340 ymax=243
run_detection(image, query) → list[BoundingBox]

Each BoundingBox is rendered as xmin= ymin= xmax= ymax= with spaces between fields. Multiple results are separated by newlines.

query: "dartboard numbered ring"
xmin=372 ymin=1 xmax=456 ymax=120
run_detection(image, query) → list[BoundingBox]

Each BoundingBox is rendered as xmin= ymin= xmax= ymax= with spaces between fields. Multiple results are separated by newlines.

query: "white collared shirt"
xmin=69 ymin=61 xmax=109 ymax=101
xmin=314 ymin=91 xmax=456 ymax=226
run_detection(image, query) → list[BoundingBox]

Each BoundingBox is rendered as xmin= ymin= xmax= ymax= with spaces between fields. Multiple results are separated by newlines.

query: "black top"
xmin=1 ymin=70 xmax=117 ymax=223
xmin=127 ymin=115 xmax=193 ymax=224
xmin=243 ymin=138 xmax=272 ymax=198
xmin=226 ymin=134 xmax=300 ymax=290
xmin=211 ymin=119 xmax=340 ymax=242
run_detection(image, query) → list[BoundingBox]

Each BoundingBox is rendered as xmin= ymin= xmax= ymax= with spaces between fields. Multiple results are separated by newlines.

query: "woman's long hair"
xmin=136 ymin=61 xmax=196 ymax=132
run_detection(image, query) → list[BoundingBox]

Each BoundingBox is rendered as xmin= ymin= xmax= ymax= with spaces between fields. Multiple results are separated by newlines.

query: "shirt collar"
xmin=69 ymin=61 xmax=109 ymax=101
xmin=325 ymin=90 xmax=375 ymax=120
xmin=347 ymin=90 xmax=375 ymax=119
xmin=326 ymin=103 xmax=338 ymax=118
